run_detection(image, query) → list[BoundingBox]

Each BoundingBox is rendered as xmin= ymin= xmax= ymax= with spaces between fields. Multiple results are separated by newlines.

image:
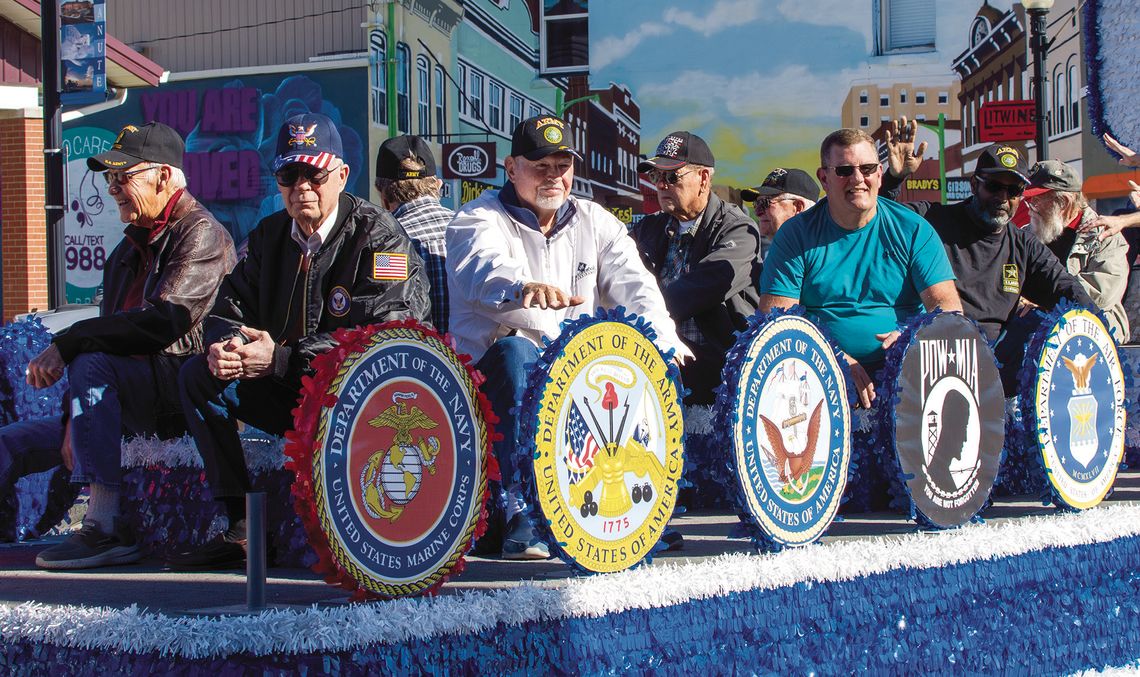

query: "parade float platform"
xmin=3 ymin=472 xmax=1140 ymax=675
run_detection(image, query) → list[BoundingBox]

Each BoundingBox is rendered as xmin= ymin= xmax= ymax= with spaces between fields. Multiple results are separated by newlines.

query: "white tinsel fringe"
xmin=3 ymin=504 xmax=1140 ymax=659
xmin=118 ymin=433 xmax=285 ymax=473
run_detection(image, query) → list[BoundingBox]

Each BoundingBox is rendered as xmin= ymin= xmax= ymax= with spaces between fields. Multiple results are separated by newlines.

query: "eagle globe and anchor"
xmin=359 ymin=391 xmax=442 ymax=522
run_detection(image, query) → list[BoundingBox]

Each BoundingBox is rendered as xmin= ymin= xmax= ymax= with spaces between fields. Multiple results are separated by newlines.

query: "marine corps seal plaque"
xmin=287 ymin=321 xmax=495 ymax=597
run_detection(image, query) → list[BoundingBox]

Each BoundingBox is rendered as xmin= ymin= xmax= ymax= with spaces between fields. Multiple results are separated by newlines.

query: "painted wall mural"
xmin=62 ymin=68 xmax=367 ymax=303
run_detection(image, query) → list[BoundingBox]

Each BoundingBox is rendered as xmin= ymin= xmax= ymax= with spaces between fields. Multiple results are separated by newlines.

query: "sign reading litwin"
xmin=979 ymin=101 xmax=1036 ymax=142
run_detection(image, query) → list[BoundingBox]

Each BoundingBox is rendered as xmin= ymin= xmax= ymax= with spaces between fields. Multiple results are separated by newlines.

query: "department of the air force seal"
xmin=527 ymin=316 xmax=684 ymax=573
xmin=286 ymin=321 xmax=493 ymax=597
xmin=893 ymin=313 xmax=1003 ymax=527
xmin=728 ymin=313 xmax=850 ymax=548
xmin=1033 ymin=308 xmax=1125 ymax=509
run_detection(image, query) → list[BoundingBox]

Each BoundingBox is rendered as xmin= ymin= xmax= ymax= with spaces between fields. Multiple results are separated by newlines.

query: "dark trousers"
xmin=178 ymin=355 xmax=299 ymax=500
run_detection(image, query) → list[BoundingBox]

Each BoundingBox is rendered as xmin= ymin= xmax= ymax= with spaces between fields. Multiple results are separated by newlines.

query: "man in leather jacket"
xmin=631 ymin=131 xmax=761 ymax=405
xmin=173 ymin=113 xmax=430 ymax=568
xmin=3 ymin=122 xmax=236 ymax=569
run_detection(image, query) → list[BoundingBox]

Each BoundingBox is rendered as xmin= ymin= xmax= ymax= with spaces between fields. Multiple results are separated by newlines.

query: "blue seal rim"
xmin=713 ymin=305 xmax=857 ymax=554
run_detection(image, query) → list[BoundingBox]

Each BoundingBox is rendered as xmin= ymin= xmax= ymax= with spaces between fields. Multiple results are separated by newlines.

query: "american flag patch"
xmin=373 ymin=252 xmax=408 ymax=281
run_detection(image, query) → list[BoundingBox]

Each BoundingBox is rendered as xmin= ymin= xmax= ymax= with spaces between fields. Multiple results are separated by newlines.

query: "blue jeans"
xmin=0 ymin=352 xmax=161 ymax=492
xmin=475 ymin=337 xmax=542 ymax=517
xmin=178 ymin=355 xmax=299 ymax=500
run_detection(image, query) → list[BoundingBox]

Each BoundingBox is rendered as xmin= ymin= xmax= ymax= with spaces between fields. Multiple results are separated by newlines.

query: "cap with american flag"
xmin=273 ymin=112 xmax=344 ymax=172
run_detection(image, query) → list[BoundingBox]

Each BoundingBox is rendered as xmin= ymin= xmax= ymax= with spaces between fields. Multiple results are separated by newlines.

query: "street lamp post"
xmin=1024 ymin=0 xmax=1054 ymax=163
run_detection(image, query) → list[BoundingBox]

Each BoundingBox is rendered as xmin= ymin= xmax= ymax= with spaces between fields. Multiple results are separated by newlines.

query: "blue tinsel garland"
xmin=514 ymin=306 xmax=684 ymax=573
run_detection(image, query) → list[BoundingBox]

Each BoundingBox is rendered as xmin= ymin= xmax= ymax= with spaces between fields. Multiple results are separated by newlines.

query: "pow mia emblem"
xmin=763 ymin=168 xmax=788 ymax=186
xmin=1002 ymin=264 xmax=1019 ymax=293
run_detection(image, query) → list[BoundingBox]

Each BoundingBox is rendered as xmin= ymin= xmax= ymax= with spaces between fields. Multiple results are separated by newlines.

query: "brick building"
xmin=0 ymin=0 xmax=162 ymax=320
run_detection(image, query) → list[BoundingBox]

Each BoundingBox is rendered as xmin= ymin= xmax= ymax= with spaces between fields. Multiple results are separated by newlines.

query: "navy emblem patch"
xmin=893 ymin=313 xmax=1004 ymax=527
xmin=328 ymin=285 xmax=351 ymax=317
xmin=726 ymin=313 xmax=850 ymax=548
xmin=1033 ymin=308 xmax=1125 ymax=509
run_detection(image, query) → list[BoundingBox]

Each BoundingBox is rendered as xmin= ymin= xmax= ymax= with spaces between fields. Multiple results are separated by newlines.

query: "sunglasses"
xmin=980 ymin=178 xmax=1025 ymax=197
xmin=647 ymin=168 xmax=697 ymax=185
xmin=826 ymin=163 xmax=881 ymax=178
xmin=755 ymin=197 xmax=794 ymax=211
xmin=103 ymin=165 xmax=157 ymax=186
xmin=275 ymin=164 xmax=335 ymax=187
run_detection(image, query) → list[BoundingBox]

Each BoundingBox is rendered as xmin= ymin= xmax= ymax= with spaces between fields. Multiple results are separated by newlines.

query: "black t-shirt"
xmin=880 ymin=176 xmax=1091 ymax=340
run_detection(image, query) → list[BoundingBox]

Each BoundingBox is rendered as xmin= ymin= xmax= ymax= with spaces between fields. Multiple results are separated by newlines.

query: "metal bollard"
xmin=246 ymin=491 xmax=266 ymax=611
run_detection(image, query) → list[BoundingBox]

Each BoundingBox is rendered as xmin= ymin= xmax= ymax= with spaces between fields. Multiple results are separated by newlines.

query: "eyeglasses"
xmin=755 ymin=197 xmax=794 ymax=211
xmin=103 ymin=165 xmax=157 ymax=186
xmin=826 ymin=163 xmax=881 ymax=178
xmin=275 ymin=164 xmax=335 ymax=187
xmin=647 ymin=168 xmax=697 ymax=186
xmin=980 ymin=178 xmax=1025 ymax=197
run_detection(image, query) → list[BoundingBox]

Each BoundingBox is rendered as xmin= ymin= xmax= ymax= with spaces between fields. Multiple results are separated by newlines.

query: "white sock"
xmin=85 ymin=483 xmax=120 ymax=532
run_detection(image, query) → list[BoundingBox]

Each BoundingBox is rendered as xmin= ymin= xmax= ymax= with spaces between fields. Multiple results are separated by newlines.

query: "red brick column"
xmin=0 ymin=112 xmax=49 ymax=322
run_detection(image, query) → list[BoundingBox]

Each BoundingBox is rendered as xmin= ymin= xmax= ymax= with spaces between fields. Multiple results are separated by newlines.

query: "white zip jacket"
xmin=446 ymin=189 xmax=692 ymax=363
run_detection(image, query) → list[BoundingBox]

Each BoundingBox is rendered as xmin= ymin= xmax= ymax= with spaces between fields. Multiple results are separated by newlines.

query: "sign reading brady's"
xmin=1034 ymin=309 xmax=1125 ymax=509
xmin=731 ymin=314 xmax=849 ymax=548
xmin=892 ymin=314 xmax=1003 ymax=527
xmin=531 ymin=320 xmax=684 ymax=573
xmin=313 ymin=328 xmax=487 ymax=596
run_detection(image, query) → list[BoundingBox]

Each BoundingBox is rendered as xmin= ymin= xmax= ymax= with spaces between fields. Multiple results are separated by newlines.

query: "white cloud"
xmin=775 ymin=0 xmax=872 ymax=51
xmin=637 ymin=64 xmax=867 ymax=120
xmin=592 ymin=22 xmax=674 ymax=72
xmin=662 ymin=0 xmax=767 ymax=38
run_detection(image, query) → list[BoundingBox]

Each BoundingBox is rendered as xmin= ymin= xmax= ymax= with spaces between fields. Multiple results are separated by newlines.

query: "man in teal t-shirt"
xmin=760 ymin=128 xmax=961 ymax=408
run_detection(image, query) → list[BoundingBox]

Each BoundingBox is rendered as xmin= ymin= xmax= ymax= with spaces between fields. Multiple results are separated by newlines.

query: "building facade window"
xmin=470 ymin=71 xmax=484 ymax=123
xmin=1068 ymin=59 xmax=1080 ymax=131
xmin=900 ymin=90 xmax=907 ymax=104
xmin=509 ymin=93 xmax=523 ymax=132
xmin=396 ymin=43 xmax=411 ymax=133
xmin=859 ymin=90 xmax=868 ymax=105
xmin=434 ymin=65 xmax=447 ymax=136
xmin=938 ymin=92 xmax=949 ymax=105
xmin=878 ymin=0 xmax=936 ymax=54
xmin=369 ymin=31 xmax=387 ymax=126
xmin=457 ymin=63 xmax=468 ymax=116
xmin=1053 ymin=65 xmax=1064 ymax=134
xmin=488 ymin=80 xmax=504 ymax=131
xmin=916 ymin=91 xmax=926 ymax=104
xmin=417 ymin=56 xmax=431 ymax=135
xmin=528 ymin=103 xmax=542 ymax=118
xmin=860 ymin=116 xmax=869 ymax=127
xmin=541 ymin=0 xmax=588 ymax=74
xmin=880 ymin=94 xmax=889 ymax=107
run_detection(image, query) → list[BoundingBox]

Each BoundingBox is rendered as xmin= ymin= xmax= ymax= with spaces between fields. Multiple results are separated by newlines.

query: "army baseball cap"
xmin=87 ymin=122 xmax=185 ymax=171
xmin=741 ymin=168 xmax=819 ymax=202
xmin=974 ymin=144 xmax=1029 ymax=182
xmin=376 ymin=134 xmax=437 ymax=180
xmin=510 ymin=115 xmax=581 ymax=161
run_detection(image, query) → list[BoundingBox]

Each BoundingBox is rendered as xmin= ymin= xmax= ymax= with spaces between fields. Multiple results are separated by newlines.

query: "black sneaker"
xmin=35 ymin=519 xmax=142 ymax=570
xmin=165 ymin=519 xmax=247 ymax=570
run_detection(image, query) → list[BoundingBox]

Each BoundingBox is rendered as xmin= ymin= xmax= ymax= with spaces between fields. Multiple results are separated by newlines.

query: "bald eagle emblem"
xmin=758 ymin=400 xmax=824 ymax=496
xmin=289 ymin=123 xmax=319 ymax=147
xmin=1062 ymin=353 xmax=1100 ymax=468
xmin=359 ymin=391 xmax=441 ymax=522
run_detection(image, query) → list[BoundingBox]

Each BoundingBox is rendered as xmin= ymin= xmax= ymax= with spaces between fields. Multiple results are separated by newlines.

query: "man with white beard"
xmin=1024 ymin=160 xmax=1130 ymax=341
xmin=446 ymin=115 xmax=691 ymax=559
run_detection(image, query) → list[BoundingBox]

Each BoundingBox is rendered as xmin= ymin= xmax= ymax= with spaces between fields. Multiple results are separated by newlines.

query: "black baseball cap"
xmin=637 ymin=131 xmax=715 ymax=172
xmin=741 ymin=168 xmax=819 ymax=202
xmin=510 ymin=115 xmax=582 ymax=161
xmin=272 ymin=113 xmax=344 ymax=172
xmin=87 ymin=121 xmax=185 ymax=171
xmin=974 ymin=144 xmax=1029 ymax=182
xmin=376 ymin=135 xmax=437 ymax=180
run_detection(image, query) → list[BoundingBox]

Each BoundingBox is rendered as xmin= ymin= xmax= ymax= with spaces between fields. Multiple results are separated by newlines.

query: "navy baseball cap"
xmin=273 ymin=113 xmax=344 ymax=172
xmin=88 ymin=122 xmax=185 ymax=171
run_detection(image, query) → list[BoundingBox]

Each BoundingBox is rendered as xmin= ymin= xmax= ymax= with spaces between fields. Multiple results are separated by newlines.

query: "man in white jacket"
xmin=447 ymin=115 xmax=691 ymax=559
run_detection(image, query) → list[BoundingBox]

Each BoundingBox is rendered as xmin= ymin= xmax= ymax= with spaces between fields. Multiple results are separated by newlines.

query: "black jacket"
xmin=631 ymin=193 xmax=761 ymax=353
xmin=53 ymin=191 xmax=236 ymax=434
xmin=206 ymin=193 xmax=430 ymax=385
xmin=881 ymin=174 xmax=1091 ymax=340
